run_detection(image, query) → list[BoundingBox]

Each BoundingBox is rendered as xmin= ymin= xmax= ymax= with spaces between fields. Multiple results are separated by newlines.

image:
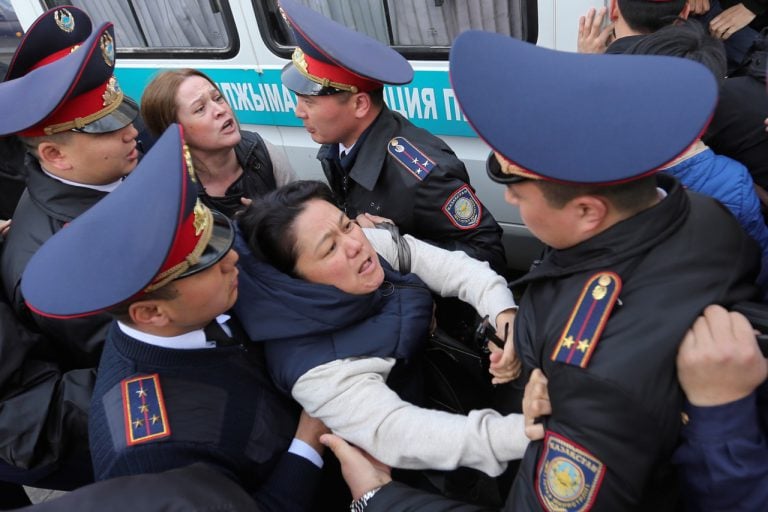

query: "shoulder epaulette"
xmin=387 ymin=136 xmax=435 ymax=181
xmin=121 ymin=373 xmax=171 ymax=446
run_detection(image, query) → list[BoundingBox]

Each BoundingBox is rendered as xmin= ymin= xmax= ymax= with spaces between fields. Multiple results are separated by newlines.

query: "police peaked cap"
xmin=22 ymin=124 xmax=235 ymax=319
xmin=450 ymin=31 xmax=718 ymax=185
xmin=279 ymin=0 xmax=413 ymax=95
xmin=0 ymin=17 xmax=137 ymax=136
xmin=5 ymin=5 xmax=92 ymax=81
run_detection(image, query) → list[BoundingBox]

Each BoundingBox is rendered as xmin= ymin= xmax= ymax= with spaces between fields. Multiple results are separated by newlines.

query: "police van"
xmin=9 ymin=0 xmax=606 ymax=272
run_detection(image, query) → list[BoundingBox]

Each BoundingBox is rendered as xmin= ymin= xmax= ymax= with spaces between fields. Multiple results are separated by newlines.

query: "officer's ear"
xmin=567 ymin=195 xmax=610 ymax=238
xmin=128 ymin=300 xmax=172 ymax=328
xmin=609 ymin=0 xmax=619 ymax=22
xmin=352 ymin=92 xmax=374 ymax=119
xmin=37 ymin=141 xmax=72 ymax=172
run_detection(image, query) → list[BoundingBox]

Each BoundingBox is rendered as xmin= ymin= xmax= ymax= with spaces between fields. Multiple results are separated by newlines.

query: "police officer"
xmin=21 ymin=124 xmax=326 ymax=511
xmin=0 ymin=7 xmax=138 ymax=501
xmin=315 ymin=31 xmax=762 ymax=511
xmin=278 ymin=0 xmax=506 ymax=276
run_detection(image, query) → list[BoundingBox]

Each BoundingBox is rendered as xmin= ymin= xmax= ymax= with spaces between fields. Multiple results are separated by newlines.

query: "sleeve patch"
xmin=122 ymin=374 xmax=171 ymax=446
xmin=442 ymin=184 xmax=482 ymax=229
xmin=387 ymin=136 xmax=435 ymax=181
xmin=551 ymin=272 xmax=621 ymax=369
xmin=536 ymin=431 xmax=606 ymax=512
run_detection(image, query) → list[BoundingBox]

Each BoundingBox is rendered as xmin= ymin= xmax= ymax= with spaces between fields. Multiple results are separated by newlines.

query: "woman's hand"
xmin=0 ymin=219 xmax=10 ymax=239
xmin=488 ymin=308 xmax=521 ymax=384
xmin=356 ymin=212 xmax=395 ymax=229
xmin=688 ymin=0 xmax=711 ymax=15
xmin=577 ymin=7 xmax=615 ymax=54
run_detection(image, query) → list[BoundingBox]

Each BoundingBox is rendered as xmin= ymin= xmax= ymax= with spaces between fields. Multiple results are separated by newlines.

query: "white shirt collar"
xmin=116 ymin=315 xmax=232 ymax=350
xmin=339 ymin=141 xmax=355 ymax=157
xmin=41 ymin=167 xmax=123 ymax=193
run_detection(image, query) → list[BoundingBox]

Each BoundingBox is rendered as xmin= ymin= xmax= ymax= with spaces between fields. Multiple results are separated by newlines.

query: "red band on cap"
xmin=303 ymin=52 xmax=381 ymax=92
xmin=150 ymin=210 xmax=201 ymax=286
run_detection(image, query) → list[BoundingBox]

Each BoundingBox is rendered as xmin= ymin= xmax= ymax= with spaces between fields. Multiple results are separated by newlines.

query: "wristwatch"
xmin=349 ymin=486 xmax=381 ymax=512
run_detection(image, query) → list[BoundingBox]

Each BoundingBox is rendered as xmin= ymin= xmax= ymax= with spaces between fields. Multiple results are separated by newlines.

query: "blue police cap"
xmin=450 ymin=31 xmax=718 ymax=184
xmin=279 ymin=0 xmax=413 ymax=95
xmin=0 ymin=13 xmax=137 ymax=137
xmin=21 ymin=124 xmax=235 ymax=319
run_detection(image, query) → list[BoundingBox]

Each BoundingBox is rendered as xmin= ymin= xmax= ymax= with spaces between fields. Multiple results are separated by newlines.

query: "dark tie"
xmin=203 ymin=320 xmax=239 ymax=347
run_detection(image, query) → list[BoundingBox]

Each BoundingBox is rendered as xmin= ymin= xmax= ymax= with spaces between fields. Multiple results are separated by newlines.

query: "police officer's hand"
xmin=710 ymin=3 xmax=756 ymax=40
xmin=320 ymin=433 xmax=392 ymax=500
xmin=356 ymin=212 xmax=395 ymax=229
xmin=687 ymin=0 xmax=711 ymax=15
xmin=0 ymin=219 xmax=10 ymax=238
xmin=677 ymin=305 xmax=768 ymax=407
xmin=523 ymin=369 xmax=550 ymax=441
xmin=578 ymin=7 xmax=615 ymax=54
xmin=489 ymin=309 xmax=521 ymax=384
xmin=295 ymin=410 xmax=330 ymax=456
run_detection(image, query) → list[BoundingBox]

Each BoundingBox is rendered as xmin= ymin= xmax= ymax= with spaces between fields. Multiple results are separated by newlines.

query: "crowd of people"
xmin=0 ymin=0 xmax=765 ymax=510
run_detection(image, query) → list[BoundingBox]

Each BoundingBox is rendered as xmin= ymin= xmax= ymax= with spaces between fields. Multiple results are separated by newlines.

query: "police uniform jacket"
xmin=362 ymin=174 xmax=760 ymax=512
xmin=318 ymin=107 xmax=507 ymax=274
xmin=89 ymin=323 xmax=318 ymax=512
xmin=0 ymin=157 xmax=111 ymax=471
xmin=674 ymin=380 xmax=768 ymax=511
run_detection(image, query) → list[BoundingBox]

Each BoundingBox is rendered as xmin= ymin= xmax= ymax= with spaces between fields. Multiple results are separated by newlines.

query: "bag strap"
xmin=374 ymin=222 xmax=411 ymax=274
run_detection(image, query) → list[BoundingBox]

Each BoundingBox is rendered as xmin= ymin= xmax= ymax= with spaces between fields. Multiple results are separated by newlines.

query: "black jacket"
xmin=366 ymin=175 xmax=760 ymax=511
xmin=0 ymin=158 xmax=110 ymax=471
xmin=319 ymin=107 xmax=507 ymax=274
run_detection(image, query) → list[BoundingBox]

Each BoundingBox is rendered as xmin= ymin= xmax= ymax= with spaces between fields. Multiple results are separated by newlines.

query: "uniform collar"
xmin=116 ymin=314 xmax=232 ymax=350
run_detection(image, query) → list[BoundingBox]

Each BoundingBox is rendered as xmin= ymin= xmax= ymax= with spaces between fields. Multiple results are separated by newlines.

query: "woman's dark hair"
xmin=623 ymin=20 xmax=727 ymax=85
xmin=238 ymin=180 xmax=338 ymax=275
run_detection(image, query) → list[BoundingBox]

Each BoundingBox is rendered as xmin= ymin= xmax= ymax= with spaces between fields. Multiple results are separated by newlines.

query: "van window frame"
xmin=253 ymin=0 xmax=538 ymax=61
xmin=41 ymin=0 xmax=241 ymax=60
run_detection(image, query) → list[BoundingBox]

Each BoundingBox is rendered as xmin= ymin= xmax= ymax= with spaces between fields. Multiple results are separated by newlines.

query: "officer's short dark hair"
xmin=535 ymin=175 xmax=659 ymax=214
xmin=335 ymin=87 xmax=385 ymax=108
xmin=623 ymin=21 xmax=727 ymax=85
xmin=18 ymin=132 xmax=74 ymax=158
xmin=238 ymin=180 xmax=338 ymax=276
xmin=108 ymin=283 xmax=181 ymax=324
xmin=618 ymin=0 xmax=686 ymax=33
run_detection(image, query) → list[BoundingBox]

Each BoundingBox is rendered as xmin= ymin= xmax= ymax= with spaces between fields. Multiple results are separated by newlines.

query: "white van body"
xmin=10 ymin=0 xmax=607 ymax=271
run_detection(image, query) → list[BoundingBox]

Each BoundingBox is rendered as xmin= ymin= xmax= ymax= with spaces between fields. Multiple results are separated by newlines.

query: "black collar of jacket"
xmin=512 ymin=173 xmax=689 ymax=287
xmin=25 ymin=156 xmax=109 ymax=224
xmin=317 ymin=107 xmax=391 ymax=192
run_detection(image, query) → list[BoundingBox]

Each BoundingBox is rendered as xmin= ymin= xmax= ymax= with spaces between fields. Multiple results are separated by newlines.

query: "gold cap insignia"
xmin=193 ymin=199 xmax=209 ymax=236
xmin=54 ymin=8 xmax=75 ymax=33
xmin=102 ymin=76 xmax=121 ymax=107
xmin=100 ymin=32 xmax=115 ymax=67
xmin=183 ymin=144 xmax=197 ymax=183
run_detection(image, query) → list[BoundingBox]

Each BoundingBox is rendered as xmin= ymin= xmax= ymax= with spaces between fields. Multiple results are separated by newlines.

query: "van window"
xmin=43 ymin=0 xmax=238 ymax=58
xmin=0 ymin=0 xmax=22 ymax=68
xmin=255 ymin=0 xmax=536 ymax=59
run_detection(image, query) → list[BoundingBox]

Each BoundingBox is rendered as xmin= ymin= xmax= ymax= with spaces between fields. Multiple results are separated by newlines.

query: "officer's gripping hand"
xmin=687 ymin=0 xmax=711 ymax=15
xmin=320 ymin=433 xmax=392 ymax=500
xmin=523 ymin=369 xmax=551 ymax=441
xmin=677 ymin=305 xmax=768 ymax=406
xmin=710 ymin=3 xmax=756 ymax=40
xmin=488 ymin=308 xmax=521 ymax=384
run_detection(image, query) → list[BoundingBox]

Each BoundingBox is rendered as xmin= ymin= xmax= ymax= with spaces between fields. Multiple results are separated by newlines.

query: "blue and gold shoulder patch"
xmin=442 ymin=185 xmax=482 ymax=229
xmin=387 ymin=137 xmax=435 ymax=181
xmin=551 ymin=272 xmax=621 ymax=368
xmin=536 ymin=431 xmax=605 ymax=512
xmin=121 ymin=374 xmax=171 ymax=446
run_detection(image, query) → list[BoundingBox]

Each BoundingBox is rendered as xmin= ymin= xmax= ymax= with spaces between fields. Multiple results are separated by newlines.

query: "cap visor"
xmin=281 ymin=63 xmax=343 ymax=96
xmin=486 ymin=152 xmax=530 ymax=184
xmin=75 ymin=95 xmax=139 ymax=134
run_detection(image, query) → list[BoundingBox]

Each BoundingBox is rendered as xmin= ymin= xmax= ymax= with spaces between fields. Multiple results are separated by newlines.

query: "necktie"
xmin=203 ymin=320 xmax=238 ymax=347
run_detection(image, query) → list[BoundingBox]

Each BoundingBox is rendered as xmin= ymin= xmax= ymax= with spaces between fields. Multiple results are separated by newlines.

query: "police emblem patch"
xmin=537 ymin=431 xmax=605 ymax=512
xmin=54 ymin=8 xmax=75 ymax=33
xmin=121 ymin=374 xmax=171 ymax=446
xmin=387 ymin=137 xmax=435 ymax=181
xmin=100 ymin=32 xmax=115 ymax=67
xmin=442 ymin=185 xmax=482 ymax=229
xmin=551 ymin=272 xmax=621 ymax=368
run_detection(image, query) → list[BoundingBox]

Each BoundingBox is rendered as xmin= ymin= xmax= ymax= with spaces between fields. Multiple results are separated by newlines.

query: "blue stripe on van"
xmin=115 ymin=67 xmax=476 ymax=137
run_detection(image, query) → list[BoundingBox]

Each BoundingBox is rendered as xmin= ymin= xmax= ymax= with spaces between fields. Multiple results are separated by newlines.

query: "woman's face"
xmin=174 ymin=75 xmax=241 ymax=152
xmin=293 ymin=199 xmax=385 ymax=294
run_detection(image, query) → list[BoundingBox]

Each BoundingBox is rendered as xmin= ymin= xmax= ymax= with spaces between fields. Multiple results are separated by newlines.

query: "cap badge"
xmin=100 ymin=32 xmax=115 ymax=66
xmin=102 ymin=76 xmax=121 ymax=107
xmin=183 ymin=144 xmax=196 ymax=183
xmin=193 ymin=199 xmax=209 ymax=236
xmin=54 ymin=8 xmax=75 ymax=33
